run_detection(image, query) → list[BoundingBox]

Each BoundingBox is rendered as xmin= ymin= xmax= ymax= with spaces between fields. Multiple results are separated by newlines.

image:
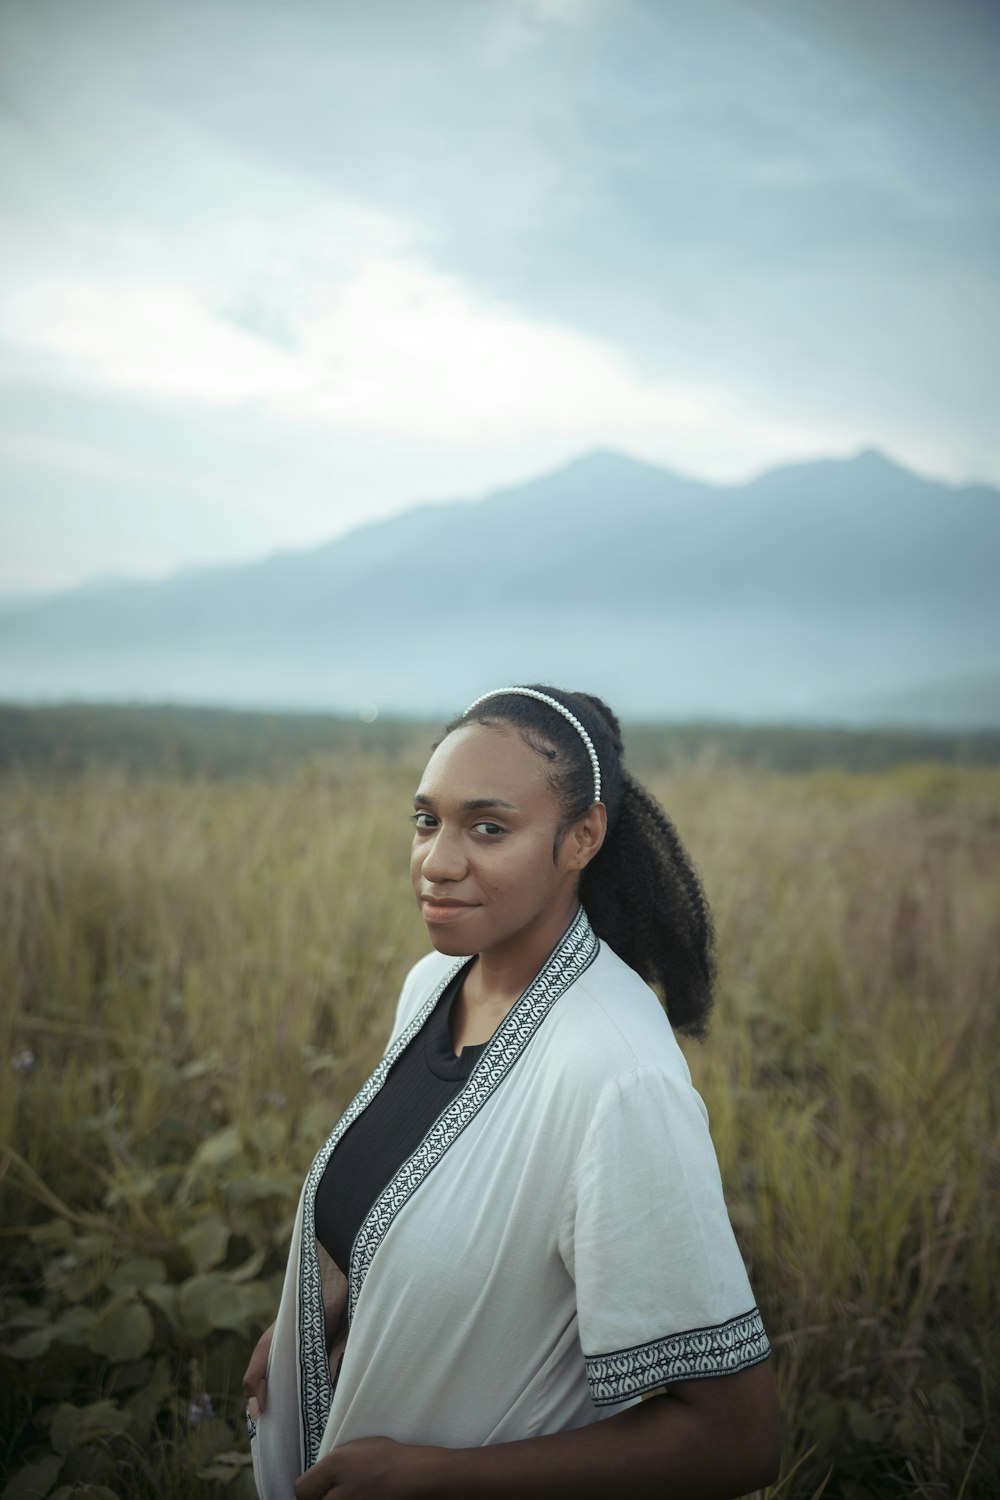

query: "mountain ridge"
xmin=2 ymin=446 xmax=997 ymax=726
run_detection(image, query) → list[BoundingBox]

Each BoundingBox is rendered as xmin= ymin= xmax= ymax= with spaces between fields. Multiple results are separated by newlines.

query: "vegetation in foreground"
xmin=1 ymin=753 xmax=998 ymax=1499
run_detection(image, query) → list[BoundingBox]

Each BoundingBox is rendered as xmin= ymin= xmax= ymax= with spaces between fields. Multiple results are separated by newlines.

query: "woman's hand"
xmin=293 ymin=1437 xmax=440 ymax=1500
xmin=290 ymin=1363 xmax=780 ymax=1499
xmin=241 ymin=1320 xmax=275 ymax=1420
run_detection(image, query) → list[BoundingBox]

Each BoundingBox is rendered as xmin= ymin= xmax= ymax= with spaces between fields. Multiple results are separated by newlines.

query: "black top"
xmin=314 ymin=959 xmax=485 ymax=1276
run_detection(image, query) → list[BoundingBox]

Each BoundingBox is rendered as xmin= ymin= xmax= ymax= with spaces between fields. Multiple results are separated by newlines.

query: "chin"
xmin=424 ymin=927 xmax=477 ymax=958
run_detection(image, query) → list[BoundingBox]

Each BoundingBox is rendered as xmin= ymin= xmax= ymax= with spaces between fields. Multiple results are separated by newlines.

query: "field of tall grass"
xmin=2 ymin=750 xmax=998 ymax=1499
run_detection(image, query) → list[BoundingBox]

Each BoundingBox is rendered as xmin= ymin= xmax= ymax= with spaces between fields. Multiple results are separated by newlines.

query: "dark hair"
xmin=444 ymin=685 xmax=716 ymax=1039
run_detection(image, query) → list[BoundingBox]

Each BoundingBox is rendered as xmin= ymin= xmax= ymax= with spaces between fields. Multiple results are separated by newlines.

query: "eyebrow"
xmin=413 ymin=794 xmax=520 ymax=812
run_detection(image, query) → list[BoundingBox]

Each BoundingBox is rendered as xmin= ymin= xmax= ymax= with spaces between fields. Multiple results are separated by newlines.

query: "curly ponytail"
xmin=445 ymin=685 xmax=716 ymax=1039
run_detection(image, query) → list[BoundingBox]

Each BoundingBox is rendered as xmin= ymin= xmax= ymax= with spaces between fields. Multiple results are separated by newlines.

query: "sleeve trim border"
xmin=585 ymin=1306 xmax=771 ymax=1406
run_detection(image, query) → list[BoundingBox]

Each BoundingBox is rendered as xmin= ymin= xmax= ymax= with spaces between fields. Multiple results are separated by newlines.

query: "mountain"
xmin=1 ymin=448 xmax=998 ymax=725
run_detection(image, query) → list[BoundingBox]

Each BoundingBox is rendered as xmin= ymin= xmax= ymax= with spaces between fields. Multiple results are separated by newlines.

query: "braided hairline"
xmin=463 ymin=688 xmax=602 ymax=804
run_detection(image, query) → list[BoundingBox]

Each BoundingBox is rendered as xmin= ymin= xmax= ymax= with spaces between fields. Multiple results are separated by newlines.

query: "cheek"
xmin=488 ymin=844 xmax=555 ymax=901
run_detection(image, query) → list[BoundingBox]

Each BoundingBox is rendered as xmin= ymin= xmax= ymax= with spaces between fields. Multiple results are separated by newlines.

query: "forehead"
xmin=417 ymin=722 xmax=555 ymax=804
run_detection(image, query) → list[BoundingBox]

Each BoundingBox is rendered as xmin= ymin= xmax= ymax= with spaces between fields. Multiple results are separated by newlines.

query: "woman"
xmin=244 ymin=685 xmax=781 ymax=1499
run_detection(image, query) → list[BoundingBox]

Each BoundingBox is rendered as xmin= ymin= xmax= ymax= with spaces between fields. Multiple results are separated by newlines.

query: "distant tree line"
xmin=1 ymin=702 xmax=998 ymax=778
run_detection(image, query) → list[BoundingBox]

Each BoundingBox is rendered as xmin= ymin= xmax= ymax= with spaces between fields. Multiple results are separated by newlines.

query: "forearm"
xmin=418 ymin=1385 xmax=779 ymax=1500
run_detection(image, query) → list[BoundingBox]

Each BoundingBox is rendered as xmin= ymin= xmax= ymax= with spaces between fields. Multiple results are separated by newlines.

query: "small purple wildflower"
xmin=187 ymin=1391 xmax=215 ymax=1426
xmin=10 ymin=1048 xmax=34 ymax=1075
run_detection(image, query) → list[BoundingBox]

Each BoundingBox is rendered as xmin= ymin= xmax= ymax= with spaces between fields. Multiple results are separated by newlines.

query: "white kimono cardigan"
xmin=249 ymin=908 xmax=770 ymax=1498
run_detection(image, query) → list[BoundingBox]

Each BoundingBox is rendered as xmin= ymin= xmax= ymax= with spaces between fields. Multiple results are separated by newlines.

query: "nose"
xmin=419 ymin=823 xmax=468 ymax=884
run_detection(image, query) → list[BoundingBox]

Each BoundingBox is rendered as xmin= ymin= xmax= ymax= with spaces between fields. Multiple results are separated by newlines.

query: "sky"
xmin=1 ymin=0 xmax=998 ymax=593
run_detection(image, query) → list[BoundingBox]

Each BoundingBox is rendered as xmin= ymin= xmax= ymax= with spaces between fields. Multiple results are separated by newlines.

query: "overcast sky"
xmin=1 ymin=0 xmax=997 ymax=592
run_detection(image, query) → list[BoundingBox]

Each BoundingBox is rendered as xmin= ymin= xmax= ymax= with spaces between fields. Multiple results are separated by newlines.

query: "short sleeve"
xmin=558 ymin=1064 xmax=770 ymax=1406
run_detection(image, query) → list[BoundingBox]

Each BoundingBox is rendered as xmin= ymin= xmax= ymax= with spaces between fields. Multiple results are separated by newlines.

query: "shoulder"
xmin=544 ymin=939 xmax=701 ymax=1105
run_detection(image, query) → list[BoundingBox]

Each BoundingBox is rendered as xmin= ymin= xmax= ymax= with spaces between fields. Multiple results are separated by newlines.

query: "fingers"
xmin=293 ymin=1457 xmax=336 ymax=1500
xmin=242 ymin=1322 xmax=276 ymax=1412
xmin=242 ymin=1363 xmax=267 ymax=1414
xmin=293 ymin=1439 xmax=398 ymax=1500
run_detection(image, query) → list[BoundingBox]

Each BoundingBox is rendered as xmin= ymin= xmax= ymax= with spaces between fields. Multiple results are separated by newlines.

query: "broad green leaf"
xmin=196 ymin=1464 xmax=240 ymax=1483
xmin=4 ymin=1326 xmax=55 ymax=1360
xmin=47 ymin=1258 xmax=105 ymax=1305
xmin=2 ymin=1453 xmax=63 ymax=1500
xmin=191 ymin=1124 xmax=243 ymax=1170
xmin=808 ymin=1396 xmax=842 ymax=1455
xmin=87 ymin=1297 xmax=154 ymax=1362
xmin=894 ymin=1410 xmax=923 ymax=1449
xmin=197 ymin=1450 xmax=254 ymax=1483
xmin=1 ymin=1305 xmax=49 ymax=1330
xmin=52 ymin=1307 xmax=97 ymax=1348
xmin=180 ymin=1217 xmax=230 ymax=1272
xmin=845 ymin=1399 xmax=883 ymax=1443
xmin=177 ymin=1274 xmax=229 ymax=1338
xmin=142 ymin=1282 xmax=178 ymax=1328
xmin=71 ymin=1234 xmax=111 ymax=1261
xmin=105 ymin=1257 xmax=167 ymax=1292
xmin=49 ymin=1402 xmax=132 ymax=1457
xmin=229 ymin=1281 xmax=276 ymax=1328
xmin=226 ymin=1173 xmax=296 ymax=1206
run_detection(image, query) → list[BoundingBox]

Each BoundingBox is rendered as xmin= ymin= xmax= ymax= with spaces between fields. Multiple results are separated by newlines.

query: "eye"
xmin=472 ymin=821 xmax=505 ymax=837
xmin=410 ymin=812 xmax=437 ymax=830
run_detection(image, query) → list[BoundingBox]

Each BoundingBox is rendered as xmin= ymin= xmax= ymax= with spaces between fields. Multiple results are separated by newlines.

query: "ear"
xmin=564 ymin=802 xmax=608 ymax=871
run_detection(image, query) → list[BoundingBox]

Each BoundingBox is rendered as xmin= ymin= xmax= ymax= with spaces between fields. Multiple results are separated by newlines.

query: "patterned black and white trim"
xmin=296 ymin=907 xmax=599 ymax=1468
xmin=294 ymin=950 xmax=464 ymax=1468
xmin=585 ymin=1306 xmax=771 ymax=1406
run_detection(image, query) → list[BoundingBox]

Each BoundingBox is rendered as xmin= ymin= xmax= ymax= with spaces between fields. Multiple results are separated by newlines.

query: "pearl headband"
xmin=462 ymin=687 xmax=602 ymax=804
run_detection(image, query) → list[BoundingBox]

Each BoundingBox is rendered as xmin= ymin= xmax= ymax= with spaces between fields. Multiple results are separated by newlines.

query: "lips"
xmin=421 ymin=896 xmax=478 ymax=923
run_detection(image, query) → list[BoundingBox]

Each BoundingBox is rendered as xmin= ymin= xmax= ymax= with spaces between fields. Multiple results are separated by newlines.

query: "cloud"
xmin=13 ymin=283 xmax=299 ymax=404
xmin=0 ymin=88 xmax=722 ymax=454
xmin=6 ymin=256 xmax=715 ymax=445
xmin=2 ymin=0 xmax=997 ymax=602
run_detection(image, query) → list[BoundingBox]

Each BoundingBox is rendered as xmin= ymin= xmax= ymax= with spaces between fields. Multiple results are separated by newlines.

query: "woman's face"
xmin=410 ymin=721 xmax=592 ymax=962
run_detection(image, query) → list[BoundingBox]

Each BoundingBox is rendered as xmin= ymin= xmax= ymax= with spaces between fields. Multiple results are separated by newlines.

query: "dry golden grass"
xmin=2 ymin=755 xmax=998 ymax=1498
